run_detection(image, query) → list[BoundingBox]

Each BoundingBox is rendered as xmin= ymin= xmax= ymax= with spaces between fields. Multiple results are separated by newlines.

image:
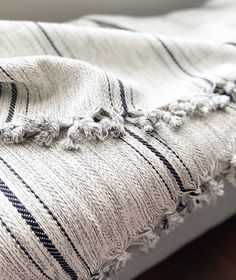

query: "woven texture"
xmin=0 ymin=0 xmax=236 ymax=279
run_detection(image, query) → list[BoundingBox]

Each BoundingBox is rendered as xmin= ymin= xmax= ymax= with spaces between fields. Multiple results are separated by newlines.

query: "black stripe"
xmin=0 ymin=217 xmax=53 ymax=280
xmin=0 ymin=157 xmax=96 ymax=278
xmin=0 ymin=179 xmax=77 ymax=280
xmin=0 ymin=82 xmax=2 ymax=98
xmin=118 ymin=79 xmax=128 ymax=117
xmin=156 ymin=36 xmax=213 ymax=87
xmin=125 ymin=128 xmax=196 ymax=194
xmin=121 ymin=138 xmax=175 ymax=201
xmin=35 ymin=22 xmax=62 ymax=57
xmin=6 ymin=83 xmax=18 ymax=123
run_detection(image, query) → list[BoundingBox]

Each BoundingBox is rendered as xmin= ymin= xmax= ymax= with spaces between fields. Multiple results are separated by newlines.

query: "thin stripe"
xmin=89 ymin=19 xmax=135 ymax=32
xmin=25 ymin=85 xmax=29 ymax=114
xmin=0 ymin=179 xmax=77 ymax=280
xmin=225 ymin=42 xmax=236 ymax=46
xmin=0 ymin=157 xmax=96 ymax=278
xmin=121 ymin=138 xmax=175 ymax=201
xmin=130 ymin=88 xmax=135 ymax=108
xmin=144 ymin=36 xmax=204 ymax=89
xmin=118 ymin=79 xmax=128 ymax=117
xmin=150 ymin=132 xmax=194 ymax=183
xmin=0 ymin=66 xmax=15 ymax=81
xmin=105 ymin=73 xmax=113 ymax=108
xmin=52 ymin=27 xmax=75 ymax=58
xmin=35 ymin=22 xmax=62 ymax=57
xmin=125 ymin=128 xmax=196 ymax=194
xmin=131 ymin=123 xmax=194 ymax=183
xmin=0 ymin=217 xmax=53 ymax=280
xmin=156 ymin=36 xmax=213 ymax=87
xmin=6 ymin=83 xmax=17 ymax=123
xmin=227 ymin=105 xmax=236 ymax=111
xmin=0 ymin=82 xmax=2 ymax=98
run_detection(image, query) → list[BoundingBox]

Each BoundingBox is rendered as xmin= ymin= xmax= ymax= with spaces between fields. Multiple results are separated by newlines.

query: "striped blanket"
xmin=0 ymin=0 xmax=236 ymax=279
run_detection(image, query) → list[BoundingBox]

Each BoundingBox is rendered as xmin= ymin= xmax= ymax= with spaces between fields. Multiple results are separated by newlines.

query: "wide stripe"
xmin=6 ymin=83 xmax=17 ymax=123
xmin=35 ymin=22 xmax=63 ymax=57
xmin=121 ymin=137 xmax=175 ymax=201
xmin=0 ymin=157 xmax=96 ymax=278
xmin=0 ymin=178 xmax=78 ymax=280
xmin=125 ymin=127 xmax=196 ymax=194
xmin=0 ymin=217 xmax=53 ymax=280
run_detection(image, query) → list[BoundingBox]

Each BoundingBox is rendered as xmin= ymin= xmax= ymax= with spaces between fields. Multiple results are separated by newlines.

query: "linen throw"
xmin=0 ymin=0 xmax=236 ymax=279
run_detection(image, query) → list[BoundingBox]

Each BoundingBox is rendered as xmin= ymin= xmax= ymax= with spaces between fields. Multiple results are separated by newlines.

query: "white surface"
xmin=113 ymin=182 xmax=236 ymax=280
xmin=0 ymin=0 xmax=206 ymax=21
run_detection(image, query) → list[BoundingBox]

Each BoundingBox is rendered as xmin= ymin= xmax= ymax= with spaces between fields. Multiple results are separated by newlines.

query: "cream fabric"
xmin=0 ymin=0 xmax=236 ymax=279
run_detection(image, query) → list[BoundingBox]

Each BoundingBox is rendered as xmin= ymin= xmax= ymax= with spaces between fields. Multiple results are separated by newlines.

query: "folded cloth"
xmin=0 ymin=0 xmax=236 ymax=279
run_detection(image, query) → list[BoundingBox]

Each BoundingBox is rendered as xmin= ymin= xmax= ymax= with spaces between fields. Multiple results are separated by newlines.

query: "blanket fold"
xmin=0 ymin=0 xmax=236 ymax=279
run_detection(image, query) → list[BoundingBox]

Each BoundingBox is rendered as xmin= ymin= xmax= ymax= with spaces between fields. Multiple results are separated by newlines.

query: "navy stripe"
xmin=125 ymin=128 xmax=196 ymax=194
xmin=130 ymin=88 xmax=135 ymax=108
xmin=89 ymin=19 xmax=135 ymax=32
xmin=146 ymin=131 xmax=194 ymax=183
xmin=227 ymin=105 xmax=236 ymax=111
xmin=0 ymin=179 xmax=77 ymax=280
xmin=0 ymin=217 xmax=53 ymax=280
xmin=105 ymin=73 xmax=113 ymax=108
xmin=35 ymin=22 xmax=62 ymax=57
xmin=121 ymin=138 xmax=175 ymax=201
xmin=6 ymin=83 xmax=18 ymax=123
xmin=118 ymin=79 xmax=128 ymax=117
xmin=131 ymin=123 xmax=194 ymax=183
xmin=0 ymin=157 xmax=96 ymax=278
xmin=25 ymin=85 xmax=29 ymax=114
xmin=156 ymin=36 xmax=213 ymax=87
xmin=0 ymin=66 xmax=15 ymax=81
xmin=225 ymin=42 xmax=236 ymax=46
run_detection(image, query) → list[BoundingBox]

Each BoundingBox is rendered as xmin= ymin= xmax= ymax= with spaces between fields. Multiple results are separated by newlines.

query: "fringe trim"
xmin=0 ymin=81 xmax=235 ymax=149
xmin=0 ymin=107 xmax=125 ymax=150
xmin=126 ymin=93 xmax=230 ymax=132
xmin=95 ymin=155 xmax=236 ymax=280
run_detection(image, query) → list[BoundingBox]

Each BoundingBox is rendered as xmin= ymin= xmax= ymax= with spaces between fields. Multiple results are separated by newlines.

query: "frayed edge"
xmin=225 ymin=153 xmax=236 ymax=186
xmin=0 ymin=107 xmax=125 ymax=150
xmin=130 ymin=229 xmax=160 ymax=253
xmin=213 ymin=81 xmax=236 ymax=102
xmin=0 ymin=116 xmax=62 ymax=146
xmin=126 ymin=93 xmax=230 ymax=133
xmin=97 ymin=165 xmax=236 ymax=280
xmin=60 ymin=113 xmax=125 ymax=150
xmin=0 ymin=81 xmax=235 ymax=149
xmin=192 ymin=177 xmax=224 ymax=209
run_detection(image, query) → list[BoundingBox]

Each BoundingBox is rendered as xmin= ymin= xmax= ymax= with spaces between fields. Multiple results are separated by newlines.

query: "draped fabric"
xmin=0 ymin=0 xmax=236 ymax=279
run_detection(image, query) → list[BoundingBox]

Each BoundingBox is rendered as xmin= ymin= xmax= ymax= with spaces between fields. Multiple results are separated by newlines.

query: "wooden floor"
xmin=136 ymin=215 xmax=236 ymax=280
